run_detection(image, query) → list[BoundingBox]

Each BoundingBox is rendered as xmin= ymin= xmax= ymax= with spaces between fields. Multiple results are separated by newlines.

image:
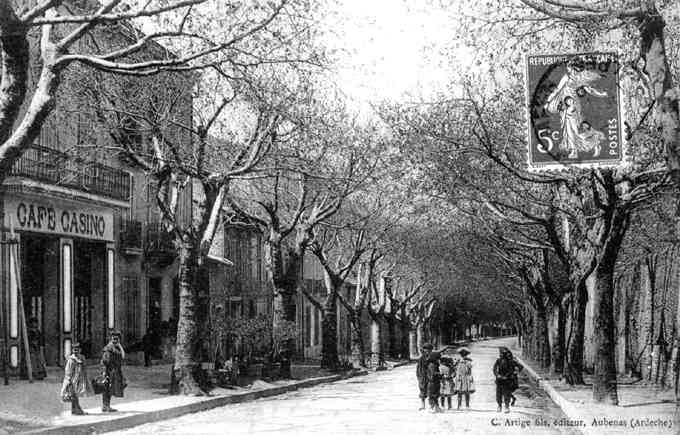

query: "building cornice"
xmin=2 ymin=178 xmax=131 ymax=209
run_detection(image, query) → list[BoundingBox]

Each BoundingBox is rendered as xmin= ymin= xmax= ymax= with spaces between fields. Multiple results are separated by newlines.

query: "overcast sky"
xmin=324 ymin=0 xmax=471 ymax=105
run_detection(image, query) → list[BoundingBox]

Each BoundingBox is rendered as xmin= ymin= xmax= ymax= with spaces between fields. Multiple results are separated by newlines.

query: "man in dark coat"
xmin=101 ymin=330 xmax=127 ymax=412
xmin=142 ymin=326 xmax=161 ymax=367
xmin=416 ymin=343 xmax=433 ymax=410
xmin=426 ymin=351 xmax=442 ymax=413
xmin=493 ymin=346 xmax=523 ymax=413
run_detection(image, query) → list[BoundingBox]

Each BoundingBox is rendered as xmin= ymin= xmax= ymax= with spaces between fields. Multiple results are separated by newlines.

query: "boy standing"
xmin=416 ymin=343 xmax=433 ymax=410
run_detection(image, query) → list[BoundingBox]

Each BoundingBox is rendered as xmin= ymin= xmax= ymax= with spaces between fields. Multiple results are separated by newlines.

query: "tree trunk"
xmin=535 ymin=307 xmax=551 ymax=368
xmin=646 ymin=256 xmax=657 ymax=382
xmin=387 ymin=315 xmax=397 ymax=359
xmin=551 ymin=302 xmax=566 ymax=376
xmin=273 ymin=288 xmax=296 ymax=326
xmin=409 ymin=328 xmax=418 ymax=359
xmin=320 ymin=292 xmax=339 ymax=370
xmin=371 ymin=317 xmax=384 ymax=368
xmin=591 ymin=208 xmax=628 ymax=405
xmin=565 ymin=282 xmax=587 ymax=385
xmin=517 ymin=324 xmax=522 ymax=348
xmin=637 ymin=5 xmax=680 ymax=186
xmin=272 ymin=288 xmax=295 ymax=378
xmin=592 ymin=263 xmax=619 ymax=404
xmin=172 ymin=238 xmax=205 ymax=395
xmin=0 ymin=8 xmax=29 ymax=148
xmin=401 ymin=317 xmax=410 ymax=359
xmin=349 ymin=310 xmax=366 ymax=368
xmin=270 ymin=235 xmax=299 ymax=327
xmin=416 ymin=323 xmax=425 ymax=352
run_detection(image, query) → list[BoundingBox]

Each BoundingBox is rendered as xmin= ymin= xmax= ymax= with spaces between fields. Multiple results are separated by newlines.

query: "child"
xmin=439 ymin=357 xmax=455 ymax=410
xmin=426 ymin=351 xmax=443 ymax=413
xmin=453 ymin=348 xmax=474 ymax=410
xmin=416 ymin=343 xmax=433 ymax=410
xmin=60 ymin=342 xmax=92 ymax=415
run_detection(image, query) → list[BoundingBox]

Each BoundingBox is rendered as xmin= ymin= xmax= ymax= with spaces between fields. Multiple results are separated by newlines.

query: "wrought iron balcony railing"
xmin=145 ymin=222 xmax=176 ymax=267
xmin=119 ymin=219 xmax=143 ymax=251
xmin=145 ymin=222 xmax=175 ymax=254
xmin=10 ymin=145 xmax=131 ymax=201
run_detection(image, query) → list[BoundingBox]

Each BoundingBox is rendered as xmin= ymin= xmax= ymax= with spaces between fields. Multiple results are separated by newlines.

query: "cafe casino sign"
xmin=525 ymin=52 xmax=625 ymax=170
xmin=4 ymin=197 xmax=114 ymax=242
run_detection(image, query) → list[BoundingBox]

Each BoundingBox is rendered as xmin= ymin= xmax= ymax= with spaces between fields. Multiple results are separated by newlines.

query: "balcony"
xmin=10 ymin=145 xmax=131 ymax=201
xmin=145 ymin=222 xmax=176 ymax=267
xmin=119 ymin=219 xmax=143 ymax=254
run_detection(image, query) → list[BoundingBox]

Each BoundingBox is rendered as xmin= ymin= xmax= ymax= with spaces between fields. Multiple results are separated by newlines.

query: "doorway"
xmin=73 ymin=240 xmax=106 ymax=359
xmin=20 ymin=235 xmax=59 ymax=364
xmin=148 ymin=277 xmax=162 ymax=331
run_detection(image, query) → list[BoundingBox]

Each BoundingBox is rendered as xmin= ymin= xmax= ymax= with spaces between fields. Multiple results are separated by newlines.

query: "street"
xmin=110 ymin=339 xmax=578 ymax=435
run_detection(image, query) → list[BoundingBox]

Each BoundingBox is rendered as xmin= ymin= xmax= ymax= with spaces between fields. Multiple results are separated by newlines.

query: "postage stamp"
xmin=525 ymin=52 xmax=625 ymax=171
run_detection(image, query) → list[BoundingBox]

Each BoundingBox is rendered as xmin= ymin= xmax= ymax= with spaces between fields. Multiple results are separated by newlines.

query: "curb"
xmin=389 ymin=361 xmax=413 ymax=369
xmin=514 ymin=354 xmax=588 ymax=435
xmin=23 ymin=370 xmax=369 ymax=435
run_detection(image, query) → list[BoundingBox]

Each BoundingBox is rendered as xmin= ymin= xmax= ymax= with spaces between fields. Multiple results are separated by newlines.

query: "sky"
xmin=323 ymin=0 xmax=470 ymax=105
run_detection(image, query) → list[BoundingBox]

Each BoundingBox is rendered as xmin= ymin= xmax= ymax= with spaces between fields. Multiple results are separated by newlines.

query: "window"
xmin=121 ymin=277 xmax=139 ymax=343
xmin=305 ymin=305 xmax=311 ymax=347
xmin=228 ymin=297 xmax=243 ymax=318
xmin=251 ymin=234 xmax=259 ymax=280
xmin=256 ymin=299 xmax=267 ymax=316
xmin=121 ymin=116 xmax=144 ymax=153
xmin=241 ymin=232 xmax=251 ymax=278
xmin=313 ymin=307 xmax=320 ymax=346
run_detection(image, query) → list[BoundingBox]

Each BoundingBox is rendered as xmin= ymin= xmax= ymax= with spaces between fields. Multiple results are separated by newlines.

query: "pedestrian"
xmin=416 ymin=343 xmax=433 ymax=410
xmin=60 ymin=342 xmax=92 ymax=415
xmin=503 ymin=348 xmax=523 ymax=406
xmin=101 ymin=330 xmax=127 ymax=412
xmin=142 ymin=325 xmax=160 ymax=367
xmin=426 ymin=351 xmax=443 ymax=413
xmin=493 ymin=346 xmax=523 ymax=413
xmin=439 ymin=357 xmax=455 ymax=410
xmin=27 ymin=317 xmax=47 ymax=380
xmin=453 ymin=347 xmax=474 ymax=410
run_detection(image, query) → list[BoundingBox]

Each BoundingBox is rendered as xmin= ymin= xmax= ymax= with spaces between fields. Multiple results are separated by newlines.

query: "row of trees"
xmin=372 ymin=0 xmax=680 ymax=409
xmin=10 ymin=0 xmax=678 ymax=410
xmin=0 ymin=0 xmax=471 ymax=395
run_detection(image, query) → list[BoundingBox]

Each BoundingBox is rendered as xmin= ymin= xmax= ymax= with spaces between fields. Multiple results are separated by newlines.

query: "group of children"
xmin=416 ymin=344 xmax=523 ymax=414
xmin=416 ymin=343 xmax=474 ymax=413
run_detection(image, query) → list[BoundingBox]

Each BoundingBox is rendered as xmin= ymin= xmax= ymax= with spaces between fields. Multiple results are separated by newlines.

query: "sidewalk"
xmin=0 ymin=359 xmax=408 ymax=435
xmin=502 ymin=338 xmax=676 ymax=435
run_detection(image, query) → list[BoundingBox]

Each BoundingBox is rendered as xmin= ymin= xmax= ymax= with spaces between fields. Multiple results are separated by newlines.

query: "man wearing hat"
xmin=416 ymin=343 xmax=433 ymax=410
xmin=101 ymin=330 xmax=127 ymax=412
xmin=493 ymin=346 xmax=522 ymax=413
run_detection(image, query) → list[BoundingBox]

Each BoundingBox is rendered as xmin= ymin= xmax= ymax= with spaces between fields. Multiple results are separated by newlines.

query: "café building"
xmin=1 ymin=165 xmax=127 ymax=371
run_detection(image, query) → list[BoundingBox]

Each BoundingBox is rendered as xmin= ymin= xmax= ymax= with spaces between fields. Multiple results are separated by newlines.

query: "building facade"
xmin=0 ymin=5 xmax=193 ymax=374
